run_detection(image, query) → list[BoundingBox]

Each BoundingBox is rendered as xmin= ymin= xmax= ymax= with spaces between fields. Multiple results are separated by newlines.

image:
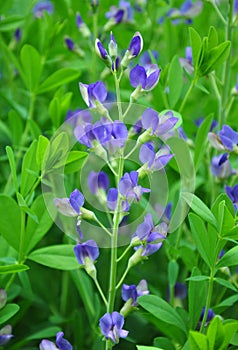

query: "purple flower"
xmin=211 ymin=153 xmax=235 ymax=178
xmin=180 ymin=46 xmax=194 ymax=75
xmin=167 ymin=282 xmax=188 ymax=302
xmin=74 ymin=240 xmax=99 ymax=265
xmin=195 ymin=117 xmax=217 ymax=131
xmin=76 ymin=12 xmax=90 ymax=38
xmin=107 ymin=188 xmax=129 ymax=212
xmin=65 ymin=109 xmax=92 ymax=127
xmin=95 ymin=39 xmax=109 ymax=60
xmin=180 ymin=0 xmax=203 ymax=18
xmin=33 ymin=1 xmax=54 ymax=18
xmin=209 ymin=125 xmax=238 ymax=152
xmin=200 ymin=307 xmax=215 ymax=323
xmin=128 ymin=32 xmax=143 ymax=58
xmin=79 ymin=81 xmax=107 ymax=108
xmin=130 ymin=64 xmax=161 ymax=92
xmin=235 ymin=0 xmax=238 ymax=13
xmin=119 ymin=171 xmax=150 ymax=202
xmin=0 ymin=325 xmax=13 ymax=346
xmin=99 ymin=312 xmax=128 ymax=344
xmin=139 ymin=142 xmax=173 ymax=171
xmin=141 ymin=108 xmax=178 ymax=139
xmin=54 ymin=189 xmax=84 ymax=217
xmin=39 ymin=331 xmax=72 ymax=350
xmin=225 ymin=185 xmax=238 ymax=211
xmin=105 ymin=0 xmax=134 ymax=26
xmin=88 ymin=171 xmax=109 ymax=194
xmin=14 ymin=28 xmax=21 ymax=42
xmin=64 ymin=37 xmax=75 ymax=51
xmin=154 ymin=202 xmax=172 ymax=224
xmin=122 ymin=279 xmax=149 ymax=306
xmin=132 ymin=213 xmax=167 ymax=256
xmin=108 ymin=32 xmax=118 ymax=58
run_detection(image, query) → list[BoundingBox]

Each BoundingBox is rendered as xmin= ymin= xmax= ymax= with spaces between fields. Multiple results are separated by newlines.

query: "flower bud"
xmin=108 ymin=32 xmax=118 ymax=58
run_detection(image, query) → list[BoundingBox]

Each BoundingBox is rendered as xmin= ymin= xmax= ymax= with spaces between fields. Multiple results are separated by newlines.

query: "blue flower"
xmin=54 ymin=189 xmax=84 ymax=217
xmin=65 ymin=109 xmax=92 ymax=127
xmin=122 ymin=279 xmax=149 ymax=306
xmin=119 ymin=171 xmax=150 ymax=202
xmin=211 ymin=153 xmax=235 ymax=178
xmin=0 ymin=325 xmax=13 ymax=346
xmin=107 ymin=187 xmax=129 ymax=212
xmin=105 ymin=0 xmax=134 ymax=28
xmin=79 ymin=81 xmax=107 ymax=109
xmin=132 ymin=213 xmax=167 ymax=256
xmin=225 ymin=184 xmax=238 ymax=211
xmin=141 ymin=108 xmax=178 ymax=140
xmin=139 ymin=50 xmax=159 ymax=69
xmin=139 ymin=142 xmax=173 ymax=171
xmin=39 ymin=331 xmax=72 ymax=350
xmin=33 ymin=1 xmax=54 ymax=18
xmin=88 ymin=171 xmax=109 ymax=195
xmin=130 ymin=64 xmax=161 ymax=92
xmin=179 ymin=46 xmax=194 ymax=75
xmin=99 ymin=312 xmax=128 ymax=344
xmin=74 ymin=240 xmax=99 ymax=265
xmin=64 ymin=37 xmax=75 ymax=51
xmin=209 ymin=125 xmax=238 ymax=152
xmin=14 ymin=28 xmax=21 ymax=42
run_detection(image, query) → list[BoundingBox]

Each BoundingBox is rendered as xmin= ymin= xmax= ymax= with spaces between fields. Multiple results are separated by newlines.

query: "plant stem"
xmin=179 ymin=79 xmax=196 ymax=114
xmin=210 ymin=0 xmax=227 ymax=25
xmin=116 ymin=245 xmax=132 ymax=263
xmin=93 ymin=276 xmax=108 ymax=307
xmin=115 ymin=265 xmax=130 ymax=290
xmin=113 ymin=72 xmax=123 ymax=121
xmin=18 ymin=209 xmax=26 ymax=264
xmin=199 ymin=274 xmax=214 ymax=332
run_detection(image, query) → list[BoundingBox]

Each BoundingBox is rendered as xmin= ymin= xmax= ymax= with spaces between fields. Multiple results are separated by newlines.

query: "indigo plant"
xmin=0 ymin=1 xmax=238 ymax=350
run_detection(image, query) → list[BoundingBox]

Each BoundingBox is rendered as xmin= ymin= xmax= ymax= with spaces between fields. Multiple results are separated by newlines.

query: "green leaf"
xmin=0 ymin=304 xmax=20 ymax=325
xmin=20 ymin=140 xmax=39 ymax=197
xmin=214 ymin=278 xmax=237 ymax=292
xmin=212 ymin=193 xmax=235 ymax=218
xmin=0 ymin=195 xmax=21 ymax=251
xmin=16 ymin=192 xmax=39 ymax=223
xmin=186 ymin=276 xmax=209 ymax=282
xmin=154 ymin=337 xmax=176 ymax=350
xmin=64 ymin=151 xmax=88 ymax=174
xmin=188 ymin=213 xmax=215 ymax=267
xmin=20 ymin=44 xmax=42 ymax=91
xmin=42 ymin=132 xmax=69 ymax=173
xmin=189 ymin=331 xmax=208 ymax=350
xmin=0 ymin=264 xmax=29 ymax=274
xmin=28 ymin=245 xmax=79 ymax=270
xmin=25 ymin=194 xmax=54 ymax=254
xmin=36 ymin=68 xmax=80 ymax=94
xmin=168 ymin=260 xmax=179 ymax=287
xmin=222 ymin=320 xmax=238 ymax=349
xmin=36 ymin=135 xmax=50 ymax=169
xmin=138 ymin=295 xmax=188 ymax=335
xmin=216 ymin=246 xmax=238 ymax=268
xmin=194 ymin=114 xmax=213 ymax=170
xmin=207 ymin=26 xmax=218 ymax=51
xmin=49 ymin=97 xmax=61 ymax=128
xmin=6 ymin=146 xmax=18 ymax=193
xmin=8 ymin=110 xmax=24 ymax=146
xmin=207 ymin=316 xmax=224 ymax=350
xmin=182 ymin=192 xmax=217 ymax=228
xmin=213 ymin=295 xmax=238 ymax=313
xmin=189 ymin=27 xmax=202 ymax=70
xmin=180 ymin=246 xmax=198 ymax=272
xmin=223 ymin=226 xmax=238 ymax=240
xmin=26 ymin=326 xmax=61 ymax=341
xmin=168 ymin=55 xmax=183 ymax=107
xmin=137 ymin=347 xmax=162 ymax=350
xmin=188 ymin=267 xmax=206 ymax=329
xmin=0 ymin=15 xmax=24 ymax=31
xmin=200 ymin=41 xmax=231 ymax=76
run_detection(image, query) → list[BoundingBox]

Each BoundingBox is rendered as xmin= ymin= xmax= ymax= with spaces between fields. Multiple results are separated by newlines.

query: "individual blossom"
xmin=129 ymin=63 xmax=161 ymax=95
xmin=122 ymin=279 xmax=149 ymax=306
xmin=64 ymin=37 xmax=75 ymax=51
xmin=211 ymin=153 xmax=235 ymax=179
xmin=105 ymin=0 xmax=134 ymax=30
xmin=65 ymin=109 xmax=92 ymax=127
xmin=74 ymin=240 xmax=99 ymax=278
xmin=107 ymin=187 xmax=129 ymax=213
xmin=225 ymin=184 xmax=238 ymax=211
xmin=0 ymin=325 xmax=13 ymax=346
xmin=39 ymin=331 xmax=72 ymax=350
xmin=159 ymin=0 xmax=202 ymax=24
xmin=119 ymin=171 xmax=150 ymax=202
xmin=196 ymin=307 xmax=215 ymax=329
xmin=32 ymin=1 xmax=54 ymax=18
xmin=88 ymin=171 xmax=109 ymax=195
xmin=76 ymin=12 xmax=91 ymax=38
xmin=131 ymin=213 xmax=167 ymax=256
xmin=209 ymin=125 xmax=238 ymax=152
xmin=140 ymin=107 xmax=178 ymax=141
xmin=121 ymin=32 xmax=143 ymax=68
xmin=154 ymin=202 xmax=172 ymax=224
xmin=99 ymin=312 xmax=128 ymax=344
xmin=79 ymin=81 xmax=107 ymax=109
xmin=139 ymin=142 xmax=174 ymax=172
xmin=95 ymin=32 xmax=120 ymax=72
xmin=179 ymin=46 xmax=194 ymax=75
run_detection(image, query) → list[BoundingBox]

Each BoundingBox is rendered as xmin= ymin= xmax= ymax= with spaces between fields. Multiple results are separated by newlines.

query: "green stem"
xmin=210 ymin=73 xmax=222 ymax=133
xmin=95 ymin=217 xmax=112 ymax=237
xmin=199 ymin=274 xmax=215 ymax=333
xmin=91 ymin=11 xmax=98 ymax=81
xmin=179 ymin=79 xmax=196 ymax=114
xmin=116 ymin=245 xmax=132 ymax=263
xmin=115 ymin=265 xmax=130 ymax=290
xmin=113 ymin=73 xmax=123 ymax=121
xmin=209 ymin=0 xmax=227 ymax=25
xmin=124 ymin=142 xmax=139 ymax=160
xmin=220 ymin=0 xmax=234 ymax=128
xmin=93 ymin=276 xmax=108 ymax=307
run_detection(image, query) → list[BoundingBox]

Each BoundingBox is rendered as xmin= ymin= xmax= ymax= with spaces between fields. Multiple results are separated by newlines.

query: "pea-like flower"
xmin=39 ymin=331 xmax=72 ymax=350
xmin=179 ymin=46 xmax=194 ymax=75
xmin=139 ymin=50 xmax=159 ymax=69
xmin=208 ymin=125 xmax=238 ymax=152
xmin=119 ymin=171 xmax=150 ymax=202
xmin=130 ymin=64 xmax=161 ymax=92
xmin=225 ymin=184 xmax=238 ymax=211
xmin=99 ymin=312 xmax=128 ymax=344
xmin=139 ymin=142 xmax=174 ymax=171
xmin=122 ymin=279 xmax=149 ymax=306
xmin=132 ymin=213 xmax=167 ymax=256
xmin=79 ymin=81 xmax=107 ymax=109
xmin=140 ymin=107 xmax=178 ymax=140
xmin=0 ymin=325 xmax=13 ymax=346
xmin=74 ymin=240 xmax=99 ymax=265
xmin=33 ymin=1 xmax=54 ymax=18
xmin=54 ymin=189 xmax=84 ymax=217
xmin=107 ymin=187 xmax=129 ymax=212
xmin=88 ymin=171 xmax=109 ymax=195
xmin=211 ymin=153 xmax=235 ymax=179
xmin=121 ymin=32 xmax=143 ymax=68
xmin=105 ymin=0 xmax=134 ymax=29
